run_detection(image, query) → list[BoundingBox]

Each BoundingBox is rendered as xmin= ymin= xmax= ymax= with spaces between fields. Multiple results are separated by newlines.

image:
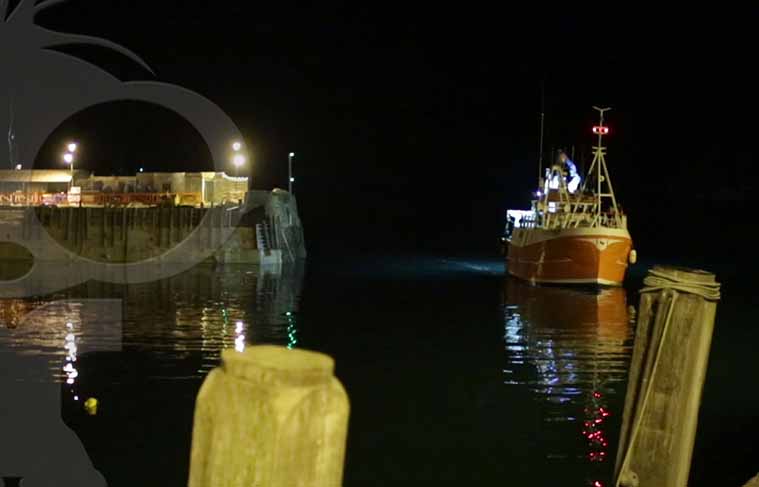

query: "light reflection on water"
xmin=0 ymin=263 xmax=305 ymax=391
xmin=0 ymin=255 xmax=643 ymax=485
xmin=503 ymin=278 xmax=634 ymax=485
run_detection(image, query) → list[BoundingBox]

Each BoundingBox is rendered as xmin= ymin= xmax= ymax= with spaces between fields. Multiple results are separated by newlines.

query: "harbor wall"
xmin=0 ymin=190 xmax=305 ymax=265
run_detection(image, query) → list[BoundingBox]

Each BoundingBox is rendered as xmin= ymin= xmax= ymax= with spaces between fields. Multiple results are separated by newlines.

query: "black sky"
xmin=29 ymin=2 xmax=759 ymax=256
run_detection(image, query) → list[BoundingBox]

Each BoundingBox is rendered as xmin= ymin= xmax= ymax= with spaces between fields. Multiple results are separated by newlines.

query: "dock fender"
xmin=629 ymin=249 xmax=637 ymax=265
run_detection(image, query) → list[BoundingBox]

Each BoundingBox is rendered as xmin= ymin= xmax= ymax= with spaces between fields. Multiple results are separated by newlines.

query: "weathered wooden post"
xmin=614 ymin=266 xmax=721 ymax=487
xmin=189 ymin=346 xmax=350 ymax=487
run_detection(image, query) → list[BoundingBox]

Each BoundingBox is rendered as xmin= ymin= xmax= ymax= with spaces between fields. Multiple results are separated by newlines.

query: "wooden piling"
xmin=121 ymin=208 xmax=127 ymax=242
xmin=110 ymin=209 xmax=116 ymax=248
xmin=101 ymin=207 xmax=106 ymax=248
xmin=157 ymin=208 xmax=163 ymax=248
xmin=123 ymin=208 xmax=129 ymax=262
xmin=169 ymin=207 xmax=174 ymax=245
xmin=64 ymin=208 xmax=70 ymax=241
xmin=189 ymin=346 xmax=350 ymax=487
xmin=614 ymin=266 xmax=721 ymax=487
xmin=84 ymin=208 xmax=90 ymax=241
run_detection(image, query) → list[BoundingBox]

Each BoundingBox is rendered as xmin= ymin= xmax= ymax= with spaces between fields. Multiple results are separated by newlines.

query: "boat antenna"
xmin=7 ymin=94 xmax=16 ymax=170
xmin=537 ymin=81 xmax=545 ymax=189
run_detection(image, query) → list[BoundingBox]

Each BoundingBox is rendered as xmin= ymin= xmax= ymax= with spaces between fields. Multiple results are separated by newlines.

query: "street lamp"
xmin=62 ymin=152 xmax=75 ymax=191
xmin=230 ymin=141 xmax=248 ymax=177
xmin=288 ymin=152 xmax=295 ymax=194
xmin=63 ymin=141 xmax=77 ymax=190
xmin=232 ymin=153 xmax=246 ymax=177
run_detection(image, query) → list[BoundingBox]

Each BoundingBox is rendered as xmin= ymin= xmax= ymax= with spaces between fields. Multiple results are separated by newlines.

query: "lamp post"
xmin=233 ymin=154 xmax=246 ymax=177
xmin=232 ymin=141 xmax=247 ymax=177
xmin=64 ymin=141 xmax=77 ymax=173
xmin=288 ymin=152 xmax=295 ymax=194
xmin=63 ymin=150 xmax=75 ymax=190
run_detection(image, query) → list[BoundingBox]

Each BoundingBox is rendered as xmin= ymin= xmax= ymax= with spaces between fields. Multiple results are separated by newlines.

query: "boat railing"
xmin=540 ymin=208 xmax=626 ymax=230
xmin=507 ymin=207 xmax=626 ymax=232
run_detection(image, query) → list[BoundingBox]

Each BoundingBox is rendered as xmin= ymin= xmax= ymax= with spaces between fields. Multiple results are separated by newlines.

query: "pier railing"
xmin=0 ymin=191 xmax=232 ymax=208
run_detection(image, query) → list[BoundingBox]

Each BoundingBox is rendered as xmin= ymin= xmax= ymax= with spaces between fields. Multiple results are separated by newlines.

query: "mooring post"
xmin=188 ymin=346 xmax=350 ymax=487
xmin=615 ymin=266 xmax=721 ymax=487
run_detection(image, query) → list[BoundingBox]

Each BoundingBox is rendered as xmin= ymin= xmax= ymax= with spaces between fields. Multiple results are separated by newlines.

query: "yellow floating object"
xmin=84 ymin=397 xmax=98 ymax=416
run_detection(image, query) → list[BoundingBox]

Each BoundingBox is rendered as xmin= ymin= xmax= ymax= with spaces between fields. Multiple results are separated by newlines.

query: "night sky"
xmin=30 ymin=3 xmax=759 ymax=258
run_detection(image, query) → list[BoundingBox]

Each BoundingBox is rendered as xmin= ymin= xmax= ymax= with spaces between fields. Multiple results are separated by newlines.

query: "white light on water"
xmin=64 ymin=325 xmax=78 ymax=387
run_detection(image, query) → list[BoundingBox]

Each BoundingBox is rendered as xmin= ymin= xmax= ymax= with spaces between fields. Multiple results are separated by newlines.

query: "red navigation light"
xmin=593 ymin=126 xmax=610 ymax=135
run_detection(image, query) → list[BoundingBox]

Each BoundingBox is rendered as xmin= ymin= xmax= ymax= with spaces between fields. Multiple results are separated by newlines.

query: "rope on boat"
xmin=615 ymin=269 xmax=721 ymax=487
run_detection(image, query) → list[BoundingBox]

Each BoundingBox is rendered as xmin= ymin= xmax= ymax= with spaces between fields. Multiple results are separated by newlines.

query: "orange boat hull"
xmin=507 ymin=227 xmax=632 ymax=286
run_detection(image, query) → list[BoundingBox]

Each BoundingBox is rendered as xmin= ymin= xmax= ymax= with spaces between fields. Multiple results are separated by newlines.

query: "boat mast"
xmin=537 ymin=82 xmax=545 ymax=190
xmin=590 ymin=106 xmax=622 ymax=227
xmin=595 ymin=107 xmax=607 ymax=225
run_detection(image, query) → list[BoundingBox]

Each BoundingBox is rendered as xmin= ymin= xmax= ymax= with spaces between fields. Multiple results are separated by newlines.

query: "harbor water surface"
xmin=0 ymin=254 xmax=756 ymax=486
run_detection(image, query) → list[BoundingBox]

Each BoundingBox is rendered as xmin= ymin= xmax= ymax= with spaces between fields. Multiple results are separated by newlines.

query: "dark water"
xmin=0 ymin=254 xmax=756 ymax=486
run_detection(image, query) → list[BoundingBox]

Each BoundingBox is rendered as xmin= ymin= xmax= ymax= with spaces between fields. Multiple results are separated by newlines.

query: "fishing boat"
xmin=502 ymin=107 xmax=636 ymax=286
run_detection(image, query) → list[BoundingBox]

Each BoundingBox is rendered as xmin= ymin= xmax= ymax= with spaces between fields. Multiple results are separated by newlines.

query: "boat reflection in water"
xmin=503 ymin=278 xmax=634 ymax=485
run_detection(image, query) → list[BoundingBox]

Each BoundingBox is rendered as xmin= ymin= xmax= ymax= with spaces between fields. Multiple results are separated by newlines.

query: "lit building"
xmin=0 ymin=170 xmax=249 ymax=207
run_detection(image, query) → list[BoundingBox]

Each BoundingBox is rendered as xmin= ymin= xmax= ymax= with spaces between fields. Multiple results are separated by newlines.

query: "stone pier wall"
xmin=0 ymin=190 xmax=306 ymax=264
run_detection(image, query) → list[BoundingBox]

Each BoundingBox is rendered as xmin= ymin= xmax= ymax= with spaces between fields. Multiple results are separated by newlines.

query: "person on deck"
xmin=558 ymin=150 xmax=581 ymax=193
